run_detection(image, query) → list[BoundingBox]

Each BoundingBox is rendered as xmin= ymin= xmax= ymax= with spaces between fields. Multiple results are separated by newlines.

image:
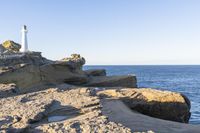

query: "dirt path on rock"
xmin=101 ymin=99 xmax=200 ymax=133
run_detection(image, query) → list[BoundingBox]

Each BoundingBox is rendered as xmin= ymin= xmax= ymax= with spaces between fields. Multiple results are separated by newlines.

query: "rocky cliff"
xmin=0 ymin=40 xmax=198 ymax=133
xmin=0 ymin=50 xmax=137 ymax=90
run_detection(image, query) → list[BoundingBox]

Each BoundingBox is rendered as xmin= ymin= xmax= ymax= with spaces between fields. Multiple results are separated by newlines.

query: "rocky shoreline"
xmin=0 ymin=41 xmax=200 ymax=133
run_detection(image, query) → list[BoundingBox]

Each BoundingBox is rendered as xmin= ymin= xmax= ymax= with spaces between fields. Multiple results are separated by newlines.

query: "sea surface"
xmin=83 ymin=65 xmax=200 ymax=124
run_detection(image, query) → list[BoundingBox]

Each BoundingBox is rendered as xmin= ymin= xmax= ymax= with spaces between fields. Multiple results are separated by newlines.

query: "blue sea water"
xmin=83 ymin=65 xmax=200 ymax=124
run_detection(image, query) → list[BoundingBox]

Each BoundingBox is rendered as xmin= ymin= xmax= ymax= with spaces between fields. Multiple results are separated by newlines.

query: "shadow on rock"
xmin=28 ymin=100 xmax=81 ymax=125
xmin=122 ymin=97 xmax=191 ymax=123
xmin=97 ymin=88 xmax=191 ymax=123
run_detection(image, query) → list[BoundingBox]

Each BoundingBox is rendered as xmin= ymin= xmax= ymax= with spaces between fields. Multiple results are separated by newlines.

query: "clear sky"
xmin=1 ymin=0 xmax=200 ymax=65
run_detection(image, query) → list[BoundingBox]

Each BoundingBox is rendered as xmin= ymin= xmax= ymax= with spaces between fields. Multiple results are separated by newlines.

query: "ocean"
xmin=83 ymin=65 xmax=200 ymax=124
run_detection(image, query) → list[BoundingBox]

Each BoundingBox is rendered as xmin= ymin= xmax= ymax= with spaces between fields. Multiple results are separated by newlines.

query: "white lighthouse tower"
xmin=20 ymin=25 xmax=29 ymax=52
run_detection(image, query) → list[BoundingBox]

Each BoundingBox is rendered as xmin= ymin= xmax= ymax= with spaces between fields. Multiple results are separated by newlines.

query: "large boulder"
xmin=97 ymin=88 xmax=191 ymax=123
xmin=39 ymin=54 xmax=88 ymax=86
xmin=85 ymin=75 xmax=137 ymax=88
xmin=0 ymin=53 xmax=88 ymax=90
xmin=61 ymin=54 xmax=85 ymax=70
xmin=85 ymin=69 xmax=106 ymax=76
xmin=40 ymin=62 xmax=89 ymax=85
xmin=2 ymin=40 xmax=21 ymax=52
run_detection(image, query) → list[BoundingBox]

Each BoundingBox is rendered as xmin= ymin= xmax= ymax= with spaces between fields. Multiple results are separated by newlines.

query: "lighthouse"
xmin=20 ymin=25 xmax=29 ymax=52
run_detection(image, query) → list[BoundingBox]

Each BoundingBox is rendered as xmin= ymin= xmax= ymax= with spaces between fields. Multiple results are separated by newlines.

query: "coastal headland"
xmin=0 ymin=41 xmax=200 ymax=133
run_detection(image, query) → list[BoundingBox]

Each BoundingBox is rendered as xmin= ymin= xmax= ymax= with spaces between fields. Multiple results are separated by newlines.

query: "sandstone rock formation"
xmin=0 ymin=84 xmax=199 ymax=133
xmin=97 ymin=88 xmax=191 ymax=123
xmin=85 ymin=75 xmax=137 ymax=88
xmin=61 ymin=54 xmax=86 ymax=70
xmin=0 ymin=84 xmax=132 ymax=133
xmin=0 ymin=52 xmax=50 ymax=67
xmin=2 ymin=40 xmax=21 ymax=52
xmin=0 ymin=52 xmax=137 ymax=89
xmin=40 ymin=62 xmax=88 ymax=86
xmin=85 ymin=69 xmax=106 ymax=76
xmin=101 ymin=98 xmax=200 ymax=133
xmin=0 ymin=41 xmax=197 ymax=132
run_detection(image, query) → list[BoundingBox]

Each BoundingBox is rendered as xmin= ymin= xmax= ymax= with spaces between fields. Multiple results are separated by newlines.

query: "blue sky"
xmin=1 ymin=0 xmax=200 ymax=65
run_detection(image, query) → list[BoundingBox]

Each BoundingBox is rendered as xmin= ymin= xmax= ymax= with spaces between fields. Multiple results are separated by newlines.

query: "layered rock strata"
xmin=0 ymin=53 xmax=137 ymax=89
xmin=0 ymin=41 xmax=197 ymax=132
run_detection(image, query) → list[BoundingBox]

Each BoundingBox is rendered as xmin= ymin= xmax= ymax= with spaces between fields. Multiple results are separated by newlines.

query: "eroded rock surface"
xmin=0 ymin=84 xmax=197 ymax=133
xmin=101 ymin=98 xmax=200 ymax=133
xmin=85 ymin=69 xmax=106 ymax=76
xmin=0 ymin=53 xmax=87 ymax=89
xmin=85 ymin=75 xmax=137 ymax=88
xmin=0 ymin=53 xmax=137 ymax=89
xmin=97 ymin=88 xmax=191 ymax=123
xmin=0 ymin=85 xmax=133 ymax=133
xmin=0 ymin=41 xmax=196 ymax=132
xmin=61 ymin=54 xmax=86 ymax=70
xmin=0 ymin=52 xmax=50 ymax=67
